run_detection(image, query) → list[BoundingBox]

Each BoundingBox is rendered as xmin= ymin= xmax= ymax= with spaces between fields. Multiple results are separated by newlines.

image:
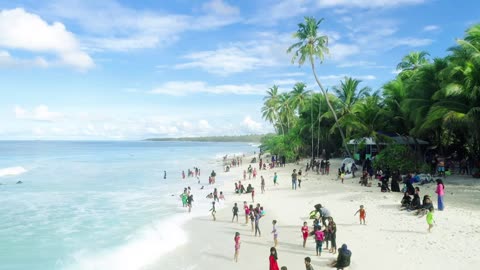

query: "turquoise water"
xmin=0 ymin=141 xmax=256 ymax=270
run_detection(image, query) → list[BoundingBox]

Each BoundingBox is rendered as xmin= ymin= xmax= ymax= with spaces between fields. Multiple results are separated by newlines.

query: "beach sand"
xmin=147 ymin=158 xmax=480 ymax=270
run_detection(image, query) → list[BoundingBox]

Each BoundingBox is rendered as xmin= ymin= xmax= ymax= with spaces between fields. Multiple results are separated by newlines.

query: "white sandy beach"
xmin=147 ymin=158 xmax=480 ymax=270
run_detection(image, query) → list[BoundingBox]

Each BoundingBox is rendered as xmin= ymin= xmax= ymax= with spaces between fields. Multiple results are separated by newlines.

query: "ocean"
xmin=0 ymin=141 xmax=257 ymax=270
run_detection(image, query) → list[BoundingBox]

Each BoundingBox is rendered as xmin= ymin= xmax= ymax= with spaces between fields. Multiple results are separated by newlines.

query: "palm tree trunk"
xmin=311 ymin=96 xmax=314 ymax=159
xmin=310 ymin=57 xmax=352 ymax=158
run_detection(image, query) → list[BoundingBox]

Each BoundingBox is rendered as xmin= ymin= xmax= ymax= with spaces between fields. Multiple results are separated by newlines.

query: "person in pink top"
xmin=435 ymin=179 xmax=445 ymax=210
xmin=234 ymin=232 xmax=240 ymax=262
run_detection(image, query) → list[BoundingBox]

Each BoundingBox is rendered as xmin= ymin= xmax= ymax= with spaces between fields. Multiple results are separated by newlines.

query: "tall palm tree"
xmin=396 ymin=51 xmax=431 ymax=71
xmin=278 ymin=92 xmax=295 ymax=133
xmin=287 ymin=16 xmax=351 ymax=157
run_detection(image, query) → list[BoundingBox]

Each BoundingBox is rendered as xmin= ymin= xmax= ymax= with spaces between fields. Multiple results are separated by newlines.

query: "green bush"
xmin=373 ymin=145 xmax=416 ymax=173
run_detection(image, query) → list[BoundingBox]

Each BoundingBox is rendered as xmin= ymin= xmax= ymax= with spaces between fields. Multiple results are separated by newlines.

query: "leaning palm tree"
xmin=287 ymin=16 xmax=351 ymax=157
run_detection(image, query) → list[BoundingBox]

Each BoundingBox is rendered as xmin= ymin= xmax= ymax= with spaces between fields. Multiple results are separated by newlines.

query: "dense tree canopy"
xmin=261 ymin=19 xmax=480 ymax=170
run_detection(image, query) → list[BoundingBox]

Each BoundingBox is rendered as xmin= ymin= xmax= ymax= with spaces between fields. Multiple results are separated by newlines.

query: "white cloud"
xmin=329 ymin=43 xmax=360 ymax=61
xmin=391 ymin=37 xmax=433 ymax=47
xmin=318 ymin=74 xmax=376 ymax=81
xmin=241 ymin=116 xmax=263 ymax=133
xmin=316 ymin=0 xmax=426 ymax=8
xmin=47 ymin=0 xmax=241 ymax=52
xmin=150 ymin=81 xmax=268 ymax=96
xmin=423 ymin=25 xmax=439 ymax=32
xmin=0 ymin=8 xmax=94 ymax=70
xmin=336 ymin=61 xmax=388 ymax=68
xmin=0 ymin=50 xmax=49 ymax=68
xmin=15 ymin=105 xmax=63 ymax=122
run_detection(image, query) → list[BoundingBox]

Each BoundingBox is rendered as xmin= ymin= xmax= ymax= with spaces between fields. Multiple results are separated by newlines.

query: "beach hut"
xmin=348 ymin=136 xmax=429 ymax=161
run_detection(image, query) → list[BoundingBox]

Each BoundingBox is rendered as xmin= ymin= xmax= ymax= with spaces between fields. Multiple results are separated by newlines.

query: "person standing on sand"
xmin=301 ymin=221 xmax=309 ymax=248
xmin=261 ymin=176 xmax=266 ymax=193
xmin=304 ymin=257 xmax=314 ymax=270
xmin=187 ymin=194 xmax=193 ymax=213
xmin=253 ymin=168 xmax=257 ymax=180
xmin=354 ymin=205 xmax=366 ymax=225
xmin=232 ymin=203 xmax=239 ymax=222
xmin=252 ymin=187 xmax=255 ymax=202
xmin=272 ymin=220 xmax=278 ymax=247
xmin=234 ymin=232 xmax=240 ymax=262
xmin=298 ymin=169 xmax=303 ymax=188
xmin=326 ymin=217 xmax=337 ymax=254
xmin=182 ymin=170 xmax=185 ymax=179
xmin=213 ymin=188 xmax=219 ymax=202
xmin=269 ymin=247 xmax=280 ymax=270
xmin=163 ymin=171 xmax=166 ymax=179
xmin=435 ymin=179 xmax=445 ymax=211
xmin=250 ymin=205 xmax=255 ymax=232
xmin=255 ymin=209 xmax=262 ymax=237
xmin=314 ymin=227 xmax=325 ymax=256
xmin=273 ymin=172 xmax=278 ymax=186
xmin=243 ymin=170 xmax=247 ymax=181
xmin=244 ymin=201 xmax=249 ymax=224
xmin=291 ymin=169 xmax=298 ymax=190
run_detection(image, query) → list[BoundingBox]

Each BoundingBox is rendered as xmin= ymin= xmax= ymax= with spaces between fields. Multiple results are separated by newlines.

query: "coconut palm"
xmin=262 ymin=85 xmax=283 ymax=135
xmin=289 ymin=82 xmax=311 ymax=114
xmin=287 ymin=16 xmax=351 ymax=157
xmin=396 ymin=51 xmax=431 ymax=71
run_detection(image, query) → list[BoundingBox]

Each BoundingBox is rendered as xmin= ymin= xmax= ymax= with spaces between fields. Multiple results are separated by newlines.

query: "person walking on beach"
xmin=291 ymin=169 xmax=298 ymax=190
xmin=304 ymin=257 xmax=314 ymax=270
xmin=272 ymin=220 xmax=278 ymax=247
xmin=251 ymin=187 xmax=255 ymax=203
xmin=250 ymin=205 xmax=255 ymax=232
xmin=301 ymin=221 xmax=309 ymax=248
xmin=253 ymin=168 xmax=257 ymax=180
xmin=427 ymin=206 xmax=435 ymax=232
xmin=163 ymin=171 xmax=166 ymax=179
xmin=354 ymin=205 xmax=366 ymax=225
xmin=314 ymin=227 xmax=325 ymax=256
xmin=182 ymin=170 xmax=185 ymax=179
xmin=269 ymin=247 xmax=280 ymax=270
xmin=234 ymin=232 xmax=240 ymax=262
xmin=243 ymin=170 xmax=247 ymax=181
xmin=210 ymin=202 xmax=216 ymax=221
xmin=273 ymin=172 xmax=278 ymax=186
xmin=187 ymin=194 xmax=194 ymax=213
xmin=232 ymin=203 xmax=239 ymax=222
xmin=435 ymin=179 xmax=445 ymax=211
xmin=261 ymin=176 xmax=266 ymax=193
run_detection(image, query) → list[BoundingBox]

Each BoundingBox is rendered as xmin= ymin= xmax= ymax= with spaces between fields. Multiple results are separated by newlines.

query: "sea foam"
xmin=0 ymin=166 xmax=27 ymax=177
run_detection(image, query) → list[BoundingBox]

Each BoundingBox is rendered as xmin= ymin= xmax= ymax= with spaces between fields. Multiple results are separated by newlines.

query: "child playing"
xmin=269 ymin=247 xmax=279 ymax=270
xmin=234 ymin=232 xmax=240 ymax=262
xmin=427 ymin=206 xmax=435 ymax=232
xmin=354 ymin=205 xmax=366 ymax=225
xmin=209 ymin=202 xmax=216 ymax=221
xmin=232 ymin=203 xmax=239 ymax=222
xmin=314 ymin=227 xmax=325 ymax=256
xmin=301 ymin=221 xmax=309 ymax=248
xmin=244 ymin=201 xmax=249 ymax=224
xmin=341 ymin=171 xmax=345 ymax=184
xmin=304 ymin=257 xmax=314 ymax=270
xmin=273 ymin=172 xmax=278 ymax=186
xmin=272 ymin=220 xmax=278 ymax=247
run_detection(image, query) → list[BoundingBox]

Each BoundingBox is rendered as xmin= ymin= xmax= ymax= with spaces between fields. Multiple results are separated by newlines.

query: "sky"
xmin=0 ymin=0 xmax=478 ymax=140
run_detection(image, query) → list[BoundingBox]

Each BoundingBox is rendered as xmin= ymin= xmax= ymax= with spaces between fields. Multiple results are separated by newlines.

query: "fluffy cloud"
xmin=14 ymin=105 xmax=63 ymax=122
xmin=241 ymin=116 xmax=263 ymax=133
xmin=47 ymin=0 xmax=241 ymax=51
xmin=0 ymin=8 xmax=93 ymax=70
xmin=150 ymin=81 xmax=269 ymax=96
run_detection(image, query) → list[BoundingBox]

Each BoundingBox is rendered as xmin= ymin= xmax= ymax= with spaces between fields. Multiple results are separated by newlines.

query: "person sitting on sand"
xmin=246 ymin=184 xmax=253 ymax=193
xmin=401 ymin=192 xmax=412 ymax=208
xmin=305 ymin=257 xmax=314 ymax=270
xmin=330 ymin=244 xmax=351 ymax=270
xmin=206 ymin=193 xmax=213 ymax=199
xmin=407 ymin=187 xmax=421 ymax=211
xmin=416 ymin=195 xmax=433 ymax=217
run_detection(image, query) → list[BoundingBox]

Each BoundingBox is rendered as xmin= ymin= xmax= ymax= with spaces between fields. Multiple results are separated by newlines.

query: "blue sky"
xmin=0 ymin=0 xmax=478 ymax=140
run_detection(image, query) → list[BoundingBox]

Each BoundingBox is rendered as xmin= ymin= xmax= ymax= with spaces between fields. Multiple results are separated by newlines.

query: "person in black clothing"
xmin=408 ymin=187 xmax=421 ymax=211
xmin=401 ymin=192 xmax=412 ymax=208
xmin=405 ymin=174 xmax=415 ymax=195
xmin=390 ymin=170 xmax=401 ymax=192
xmin=330 ymin=244 xmax=351 ymax=270
xmin=232 ymin=203 xmax=239 ymax=222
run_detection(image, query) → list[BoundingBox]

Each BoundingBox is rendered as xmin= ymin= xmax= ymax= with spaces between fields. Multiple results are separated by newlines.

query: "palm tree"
xmin=262 ymin=85 xmax=283 ymax=135
xmin=289 ymin=82 xmax=311 ymax=114
xmin=278 ymin=92 xmax=295 ymax=133
xmin=396 ymin=51 xmax=431 ymax=71
xmin=287 ymin=16 xmax=351 ymax=157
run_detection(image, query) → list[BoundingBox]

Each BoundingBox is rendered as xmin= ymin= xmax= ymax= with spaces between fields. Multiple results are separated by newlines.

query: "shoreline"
xmin=148 ymin=157 xmax=480 ymax=270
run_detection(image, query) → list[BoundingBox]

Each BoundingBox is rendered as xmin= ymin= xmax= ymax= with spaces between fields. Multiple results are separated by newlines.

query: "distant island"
xmin=145 ymin=134 xmax=266 ymax=143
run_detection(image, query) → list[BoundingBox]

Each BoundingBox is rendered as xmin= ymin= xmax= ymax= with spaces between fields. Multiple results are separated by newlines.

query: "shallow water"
xmin=0 ymin=141 xmax=255 ymax=270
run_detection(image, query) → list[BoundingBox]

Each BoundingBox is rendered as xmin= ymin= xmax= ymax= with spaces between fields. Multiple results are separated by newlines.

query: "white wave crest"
xmin=0 ymin=166 xmax=27 ymax=177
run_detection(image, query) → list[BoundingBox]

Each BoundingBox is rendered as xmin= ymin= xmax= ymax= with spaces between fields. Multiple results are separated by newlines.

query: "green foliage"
xmin=373 ymin=145 xmax=416 ymax=173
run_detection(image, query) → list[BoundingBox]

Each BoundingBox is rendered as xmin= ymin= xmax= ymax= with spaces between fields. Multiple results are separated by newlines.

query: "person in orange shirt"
xmin=354 ymin=205 xmax=366 ymax=225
